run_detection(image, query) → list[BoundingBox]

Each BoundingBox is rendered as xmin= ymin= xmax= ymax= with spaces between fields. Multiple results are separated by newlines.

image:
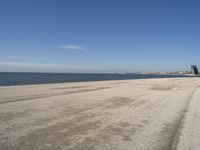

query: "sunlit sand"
xmin=0 ymin=78 xmax=200 ymax=150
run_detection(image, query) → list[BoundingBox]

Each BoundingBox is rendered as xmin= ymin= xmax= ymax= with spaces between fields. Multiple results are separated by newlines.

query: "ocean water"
xmin=0 ymin=72 xmax=189 ymax=86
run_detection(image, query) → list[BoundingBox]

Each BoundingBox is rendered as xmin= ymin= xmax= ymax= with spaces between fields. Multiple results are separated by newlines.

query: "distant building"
xmin=191 ymin=65 xmax=199 ymax=75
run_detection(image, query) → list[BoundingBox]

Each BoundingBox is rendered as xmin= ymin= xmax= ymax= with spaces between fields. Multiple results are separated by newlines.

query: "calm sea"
xmin=0 ymin=72 xmax=189 ymax=86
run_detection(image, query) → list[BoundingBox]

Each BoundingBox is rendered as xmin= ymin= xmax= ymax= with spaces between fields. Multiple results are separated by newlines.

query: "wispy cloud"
xmin=0 ymin=62 xmax=99 ymax=73
xmin=58 ymin=44 xmax=84 ymax=50
xmin=0 ymin=55 xmax=50 ymax=61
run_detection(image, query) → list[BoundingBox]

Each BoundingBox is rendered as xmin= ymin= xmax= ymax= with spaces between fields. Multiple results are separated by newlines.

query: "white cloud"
xmin=58 ymin=44 xmax=84 ymax=50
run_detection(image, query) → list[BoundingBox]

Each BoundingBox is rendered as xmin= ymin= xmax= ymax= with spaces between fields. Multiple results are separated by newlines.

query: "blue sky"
xmin=0 ymin=0 xmax=200 ymax=73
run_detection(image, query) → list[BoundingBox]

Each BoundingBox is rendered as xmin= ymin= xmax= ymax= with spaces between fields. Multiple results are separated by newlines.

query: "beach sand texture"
xmin=0 ymin=78 xmax=200 ymax=150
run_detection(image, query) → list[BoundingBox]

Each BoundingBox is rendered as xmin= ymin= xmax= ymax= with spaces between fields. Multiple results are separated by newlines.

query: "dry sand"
xmin=0 ymin=78 xmax=200 ymax=150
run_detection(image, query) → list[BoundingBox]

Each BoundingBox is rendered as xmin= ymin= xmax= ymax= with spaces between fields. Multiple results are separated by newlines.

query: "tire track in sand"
xmin=167 ymin=86 xmax=200 ymax=150
xmin=0 ymin=87 xmax=111 ymax=105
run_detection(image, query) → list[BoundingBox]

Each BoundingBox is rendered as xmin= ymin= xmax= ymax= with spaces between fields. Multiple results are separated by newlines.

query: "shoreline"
xmin=0 ymin=75 xmax=193 ymax=87
xmin=0 ymin=76 xmax=193 ymax=89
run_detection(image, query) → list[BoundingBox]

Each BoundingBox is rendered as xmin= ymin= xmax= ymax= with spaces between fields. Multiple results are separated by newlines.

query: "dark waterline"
xmin=0 ymin=72 xmax=190 ymax=86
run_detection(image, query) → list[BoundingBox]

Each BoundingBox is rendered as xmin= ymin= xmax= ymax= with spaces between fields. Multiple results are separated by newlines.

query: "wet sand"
xmin=0 ymin=78 xmax=200 ymax=150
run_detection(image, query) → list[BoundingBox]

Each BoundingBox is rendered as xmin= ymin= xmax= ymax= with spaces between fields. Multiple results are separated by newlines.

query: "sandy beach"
xmin=0 ymin=78 xmax=200 ymax=150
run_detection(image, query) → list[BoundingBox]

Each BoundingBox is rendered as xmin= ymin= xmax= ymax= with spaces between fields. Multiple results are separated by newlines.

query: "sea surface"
xmin=0 ymin=72 xmax=189 ymax=86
